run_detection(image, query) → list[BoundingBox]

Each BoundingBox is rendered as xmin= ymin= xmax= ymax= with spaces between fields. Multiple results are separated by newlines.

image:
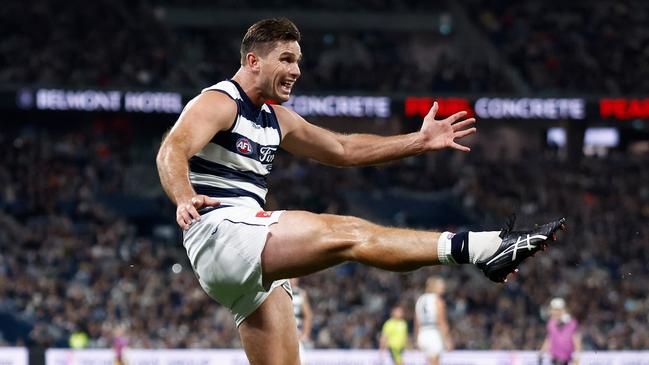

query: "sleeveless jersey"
xmin=189 ymin=80 xmax=281 ymax=209
xmin=416 ymin=293 xmax=439 ymax=328
xmin=292 ymin=286 xmax=305 ymax=331
xmin=547 ymin=317 xmax=578 ymax=362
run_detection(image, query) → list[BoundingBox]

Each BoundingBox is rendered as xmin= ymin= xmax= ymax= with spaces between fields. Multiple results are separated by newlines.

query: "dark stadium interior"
xmin=1 ymin=0 xmax=648 ymax=359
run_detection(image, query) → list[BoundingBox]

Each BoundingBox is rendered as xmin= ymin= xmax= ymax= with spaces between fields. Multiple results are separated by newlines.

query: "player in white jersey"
xmin=415 ymin=277 xmax=453 ymax=365
xmin=156 ymin=17 xmax=566 ymax=365
xmin=290 ymin=278 xmax=313 ymax=363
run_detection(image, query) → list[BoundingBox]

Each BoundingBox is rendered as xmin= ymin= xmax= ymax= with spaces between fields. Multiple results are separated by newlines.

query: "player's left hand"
xmin=420 ymin=101 xmax=476 ymax=152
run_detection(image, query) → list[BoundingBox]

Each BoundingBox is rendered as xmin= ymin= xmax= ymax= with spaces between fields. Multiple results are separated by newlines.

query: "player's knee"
xmin=318 ymin=214 xmax=371 ymax=256
xmin=325 ymin=217 xmax=413 ymax=271
xmin=325 ymin=214 xmax=386 ymax=262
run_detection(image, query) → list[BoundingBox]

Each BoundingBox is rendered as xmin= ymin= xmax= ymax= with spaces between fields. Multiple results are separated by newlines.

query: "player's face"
xmin=434 ymin=280 xmax=445 ymax=294
xmin=258 ymin=41 xmax=301 ymax=103
xmin=550 ymin=307 xmax=564 ymax=319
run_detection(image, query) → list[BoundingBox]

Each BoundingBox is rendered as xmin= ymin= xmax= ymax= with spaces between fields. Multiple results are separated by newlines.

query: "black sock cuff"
xmin=451 ymin=231 xmax=470 ymax=264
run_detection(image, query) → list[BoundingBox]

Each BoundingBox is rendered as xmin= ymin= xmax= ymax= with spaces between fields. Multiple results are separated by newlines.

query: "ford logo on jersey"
xmin=259 ymin=146 xmax=277 ymax=163
xmin=236 ymin=137 xmax=253 ymax=155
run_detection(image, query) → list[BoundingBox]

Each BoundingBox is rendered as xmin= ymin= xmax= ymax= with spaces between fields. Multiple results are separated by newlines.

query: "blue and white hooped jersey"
xmin=415 ymin=293 xmax=439 ymax=328
xmin=189 ymin=80 xmax=281 ymax=209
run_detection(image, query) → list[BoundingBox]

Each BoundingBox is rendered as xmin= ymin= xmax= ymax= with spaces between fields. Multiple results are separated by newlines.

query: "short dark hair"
xmin=240 ymin=18 xmax=301 ymax=65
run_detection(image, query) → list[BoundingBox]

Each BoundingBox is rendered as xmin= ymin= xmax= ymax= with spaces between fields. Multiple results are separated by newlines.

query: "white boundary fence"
xmin=41 ymin=349 xmax=649 ymax=365
xmin=0 ymin=347 xmax=28 ymax=365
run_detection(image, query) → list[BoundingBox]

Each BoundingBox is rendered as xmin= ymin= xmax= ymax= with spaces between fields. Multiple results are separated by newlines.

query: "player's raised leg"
xmin=262 ymin=211 xmax=441 ymax=285
xmin=251 ymin=211 xmax=564 ymax=365
xmin=262 ymin=211 xmax=566 ymax=286
xmin=239 ymin=287 xmax=301 ymax=365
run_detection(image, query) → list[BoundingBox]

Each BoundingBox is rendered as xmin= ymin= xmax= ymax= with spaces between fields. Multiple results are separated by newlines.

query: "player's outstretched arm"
xmin=156 ymin=91 xmax=237 ymax=229
xmin=274 ymin=101 xmax=475 ymax=167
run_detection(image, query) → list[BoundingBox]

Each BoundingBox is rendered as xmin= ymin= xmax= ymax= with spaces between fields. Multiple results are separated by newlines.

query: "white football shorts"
xmin=417 ymin=327 xmax=444 ymax=358
xmin=183 ymin=205 xmax=290 ymax=326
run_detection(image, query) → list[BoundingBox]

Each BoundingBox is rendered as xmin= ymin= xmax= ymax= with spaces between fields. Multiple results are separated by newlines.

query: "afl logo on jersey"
xmin=236 ymin=137 xmax=253 ymax=155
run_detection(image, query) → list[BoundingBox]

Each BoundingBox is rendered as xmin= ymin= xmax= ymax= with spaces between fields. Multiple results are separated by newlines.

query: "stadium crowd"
xmin=0 ymin=124 xmax=647 ymax=351
xmin=469 ymin=0 xmax=649 ymax=93
xmin=0 ymin=0 xmax=510 ymax=93
xmin=5 ymin=0 xmax=647 ymax=95
xmin=153 ymin=0 xmax=444 ymax=12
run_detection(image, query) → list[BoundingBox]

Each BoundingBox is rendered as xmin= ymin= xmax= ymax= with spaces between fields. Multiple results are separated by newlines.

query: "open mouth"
xmin=280 ymin=80 xmax=294 ymax=94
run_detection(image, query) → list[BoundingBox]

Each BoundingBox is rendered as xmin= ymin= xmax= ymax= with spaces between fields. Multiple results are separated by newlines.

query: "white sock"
xmin=437 ymin=232 xmax=456 ymax=264
xmin=437 ymin=231 xmax=502 ymax=265
xmin=467 ymin=231 xmax=502 ymax=264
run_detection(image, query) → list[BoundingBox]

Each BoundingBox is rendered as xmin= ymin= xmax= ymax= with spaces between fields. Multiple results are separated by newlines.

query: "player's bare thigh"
xmin=261 ymin=210 xmax=438 ymax=287
xmin=261 ymin=211 xmax=369 ymax=286
xmin=239 ymin=286 xmax=300 ymax=365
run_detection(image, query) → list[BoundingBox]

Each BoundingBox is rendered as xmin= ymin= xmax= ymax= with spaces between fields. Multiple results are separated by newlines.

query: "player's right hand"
xmin=176 ymin=195 xmax=220 ymax=229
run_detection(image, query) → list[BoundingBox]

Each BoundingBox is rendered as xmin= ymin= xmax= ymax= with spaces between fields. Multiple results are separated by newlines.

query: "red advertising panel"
xmin=600 ymin=98 xmax=649 ymax=120
xmin=404 ymin=97 xmax=474 ymax=118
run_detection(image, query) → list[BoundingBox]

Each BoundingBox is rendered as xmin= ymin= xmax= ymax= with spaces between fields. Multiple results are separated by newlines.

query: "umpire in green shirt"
xmin=380 ymin=305 xmax=408 ymax=365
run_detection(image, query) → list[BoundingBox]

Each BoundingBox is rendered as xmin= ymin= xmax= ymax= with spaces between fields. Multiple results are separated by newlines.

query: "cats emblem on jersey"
xmin=236 ymin=137 xmax=253 ymax=155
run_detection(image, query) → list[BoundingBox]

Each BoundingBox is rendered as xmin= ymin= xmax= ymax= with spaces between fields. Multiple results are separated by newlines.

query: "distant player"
xmin=539 ymin=298 xmax=582 ymax=365
xmin=380 ymin=305 xmax=408 ymax=365
xmin=290 ymin=278 xmax=313 ymax=363
xmin=415 ymin=277 xmax=453 ymax=365
xmin=156 ymin=17 xmax=566 ymax=364
xmin=113 ymin=324 xmax=128 ymax=365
